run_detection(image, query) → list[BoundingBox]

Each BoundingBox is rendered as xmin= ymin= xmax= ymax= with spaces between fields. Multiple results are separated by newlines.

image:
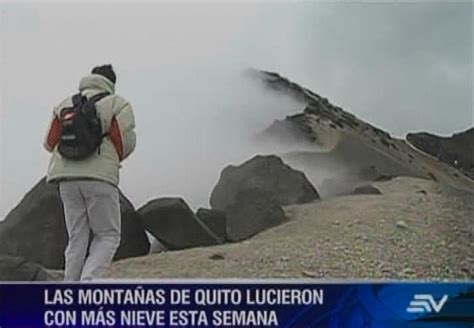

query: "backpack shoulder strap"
xmin=88 ymin=92 xmax=111 ymax=104
xmin=71 ymin=92 xmax=86 ymax=107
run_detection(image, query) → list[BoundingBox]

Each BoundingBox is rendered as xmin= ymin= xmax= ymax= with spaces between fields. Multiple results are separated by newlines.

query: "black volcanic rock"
xmin=116 ymin=195 xmax=151 ymax=260
xmin=353 ymin=185 xmax=382 ymax=195
xmin=0 ymin=179 xmax=66 ymax=269
xmin=139 ymin=198 xmax=221 ymax=250
xmin=0 ymin=255 xmax=49 ymax=281
xmin=210 ymin=155 xmax=319 ymax=210
xmin=196 ymin=208 xmax=226 ymax=243
xmin=407 ymin=128 xmax=474 ymax=178
xmin=224 ymin=189 xmax=286 ymax=242
xmin=0 ymin=178 xmax=150 ymax=269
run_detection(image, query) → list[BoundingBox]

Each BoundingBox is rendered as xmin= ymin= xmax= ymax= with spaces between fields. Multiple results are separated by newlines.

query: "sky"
xmin=0 ymin=1 xmax=472 ymax=218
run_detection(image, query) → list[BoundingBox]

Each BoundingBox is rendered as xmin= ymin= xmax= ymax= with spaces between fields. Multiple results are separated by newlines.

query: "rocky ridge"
xmin=252 ymin=69 xmax=474 ymax=196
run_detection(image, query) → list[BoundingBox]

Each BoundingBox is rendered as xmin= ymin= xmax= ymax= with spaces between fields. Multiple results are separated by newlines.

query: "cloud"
xmin=0 ymin=2 xmax=472 ymax=216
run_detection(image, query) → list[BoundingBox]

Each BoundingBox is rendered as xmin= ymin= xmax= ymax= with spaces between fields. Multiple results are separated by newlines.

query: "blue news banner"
xmin=0 ymin=282 xmax=472 ymax=327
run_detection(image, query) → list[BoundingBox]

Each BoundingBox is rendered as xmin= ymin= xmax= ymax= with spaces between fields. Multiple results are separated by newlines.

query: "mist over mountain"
xmin=1 ymin=2 xmax=472 ymax=218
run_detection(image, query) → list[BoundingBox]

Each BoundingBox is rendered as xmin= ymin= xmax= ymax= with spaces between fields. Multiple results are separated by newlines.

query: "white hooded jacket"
xmin=44 ymin=74 xmax=136 ymax=186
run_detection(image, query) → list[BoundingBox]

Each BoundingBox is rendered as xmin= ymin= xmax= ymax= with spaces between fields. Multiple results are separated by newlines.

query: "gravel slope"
xmin=107 ymin=177 xmax=473 ymax=280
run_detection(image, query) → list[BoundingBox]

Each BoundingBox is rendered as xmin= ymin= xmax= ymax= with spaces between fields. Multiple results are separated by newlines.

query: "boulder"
xmin=117 ymin=196 xmax=151 ymax=260
xmin=139 ymin=198 xmax=221 ymax=250
xmin=0 ymin=179 xmax=66 ymax=269
xmin=353 ymin=185 xmax=382 ymax=195
xmin=0 ymin=255 xmax=49 ymax=281
xmin=225 ymin=189 xmax=286 ymax=242
xmin=210 ymin=155 xmax=319 ymax=210
xmin=196 ymin=208 xmax=226 ymax=243
xmin=0 ymin=178 xmax=150 ymax=269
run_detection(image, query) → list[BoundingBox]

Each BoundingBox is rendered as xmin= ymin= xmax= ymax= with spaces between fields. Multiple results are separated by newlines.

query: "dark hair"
xmin=91 ymin=64 xmax=116 ymax=84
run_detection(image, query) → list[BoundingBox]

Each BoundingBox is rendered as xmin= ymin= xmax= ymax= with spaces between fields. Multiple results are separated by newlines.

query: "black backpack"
xmin=58 ymin=92 xmax=110 ymax=160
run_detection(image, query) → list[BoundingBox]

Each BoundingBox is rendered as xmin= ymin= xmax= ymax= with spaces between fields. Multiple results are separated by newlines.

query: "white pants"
xmin=59 ymin=180 xmax=121 ymax=281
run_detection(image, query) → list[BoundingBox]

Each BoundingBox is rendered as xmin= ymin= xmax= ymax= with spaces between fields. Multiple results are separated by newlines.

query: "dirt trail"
xmin=107 ymin=177 xmax=473 ymax=280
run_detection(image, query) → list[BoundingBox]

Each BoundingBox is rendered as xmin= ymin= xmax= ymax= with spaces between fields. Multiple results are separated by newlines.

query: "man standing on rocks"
xmin=44 ymin=64 xmax=136 ymax=281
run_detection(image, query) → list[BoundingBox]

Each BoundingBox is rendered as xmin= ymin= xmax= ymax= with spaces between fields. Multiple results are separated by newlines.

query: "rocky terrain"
xmin=0 ymin=69 xmax=472 ymax=281
xmin=108 ymin=177 xmax=473 ymax=280
xmin=407 ymin=128 xmax=474 ymax=179
xmin=253 ymin=70 xmax=473 ymax=197
xmin=106 ymin=69 xmax=473 ymax=280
